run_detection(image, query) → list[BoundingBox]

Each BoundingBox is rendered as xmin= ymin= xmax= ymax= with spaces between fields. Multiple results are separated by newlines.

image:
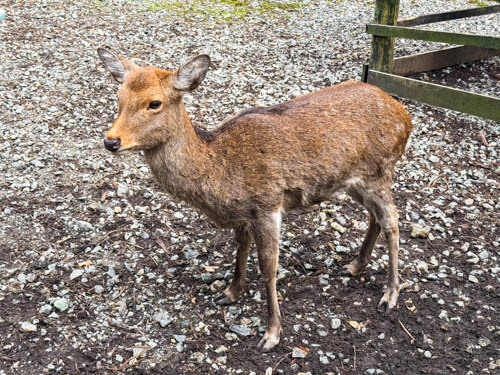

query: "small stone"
xmin=265 ymin=367 xmax=273 ymax=375
xmin=173 ymin=335 xmax=186 ymax=343
xmin=176 ymin=343 xmax=184 ymax=352
xmin=411 ymin=224 xmax=429 ymax=238
xmin=20 ymin=322 xmax=37 ymax=332
xmin=416 ymin=261 xmax=428 ymax=274
xmin=184 ymin=249 xmax=199 ymax=259
xmin=320 ymin=355 xmax=329 ymax=364
xmin=424 ymin=350 xmax=432 ymax=358
xmin=191 ymin=352 xmax=205 ymax=362
xmin=331 ymin=222 xmax=346 ymax=233
xmin=69 ymin=269 xmax=84 ymax=280
xmin=292 ymin=347 xmax=307 ymax=358
xmin=76 ymin=220 xmax=93 ymax=231
xmin=173 ymin=211 xmax=185 ymax=219
xmin=478 ymin=337 xmax=490 ymax=347
xmin=95 ymin=285 xmax=105 ymax=294
xmin=210 ymin=280 xmax=226 ymax=291
xmin=39 ymin=304 xmax=52 ymax=314
xmin=468 ymin=275 xmax=479 ymax=283
xmin=478 ymin=250 xmax=490 ymax=260
xmin=115 ymin=354 xmax=123 ymax=363
xmin=53 ymin=298 xmax=69 ymax=312
xmin=331 ymin=318 xmax=341 ymax=330
xmin=133 ymin=347 xmax=147 ymax=358
xmin=464 ymin=198 xmax=474 ymax=205
xmin=229 ymin=324 xmax=251 ymax=336
xmin=154 ymin=311 xmax=173 ymax=327
xmin=439 ymin=310 xmax=449 ymax=321
xmin=317 ymin=329 xmax=328 ymax=337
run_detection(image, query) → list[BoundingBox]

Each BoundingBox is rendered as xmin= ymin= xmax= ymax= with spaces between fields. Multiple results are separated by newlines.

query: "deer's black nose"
xmin=104 ymin=138 xmax=121 ymax=152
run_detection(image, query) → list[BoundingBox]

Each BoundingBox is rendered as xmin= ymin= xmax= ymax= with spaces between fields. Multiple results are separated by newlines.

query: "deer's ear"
xmin=173 ymin=55 xmax=211 ymax=92
xmin=97 ymin=48 xmax=139 ymax=83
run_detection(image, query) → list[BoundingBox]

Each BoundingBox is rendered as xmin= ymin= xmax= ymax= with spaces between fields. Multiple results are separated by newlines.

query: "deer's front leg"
xmin=253 ymin=211 xmax=282 ymax=352
xmin=217 ymin=226 xmax=252 ymax=305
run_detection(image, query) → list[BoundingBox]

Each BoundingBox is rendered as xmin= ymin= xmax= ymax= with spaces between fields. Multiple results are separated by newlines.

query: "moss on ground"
xmin=143 ymin=0 xmax=306 ymax=22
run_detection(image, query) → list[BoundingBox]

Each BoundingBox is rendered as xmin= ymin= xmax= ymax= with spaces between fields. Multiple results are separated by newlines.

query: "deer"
xmin=97 ymin=48 xmax=413 ymax=352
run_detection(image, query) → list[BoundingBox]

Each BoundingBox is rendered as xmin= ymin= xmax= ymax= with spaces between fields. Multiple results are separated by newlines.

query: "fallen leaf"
xmin=155 ymin=238 xmax=168 ymax=253
xmin=405 ymin=298 xmax=416 ymax=312
xmin=348 ymin=320 xmax=359 ymax=329
xmin=358 ymin=320 xmax=370 ymax=329
xmin=78 ymin=260 xmax=94 ymax=268
xmin=479 ymin=130 xmax=488 ymax=147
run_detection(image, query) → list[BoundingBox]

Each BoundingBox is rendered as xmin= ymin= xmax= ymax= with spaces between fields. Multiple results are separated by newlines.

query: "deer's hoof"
xmin=257 ymin=333 xmax=280 ymax=352
xmin=216 ymin=294 xmax=236 ymax=306
xmin=340 ymin=259 xmax=367 ymax=277
xmin=377 ymin=285 xmax=399 ymax=314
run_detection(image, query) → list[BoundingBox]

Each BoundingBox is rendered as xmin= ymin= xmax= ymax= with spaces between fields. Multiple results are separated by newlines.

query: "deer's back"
xmin=201 ymin=81 xmax=412 ymax=214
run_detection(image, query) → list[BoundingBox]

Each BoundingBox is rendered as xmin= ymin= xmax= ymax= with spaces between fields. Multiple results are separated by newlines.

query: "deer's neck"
xmin=143 ymin=113 xmax=222 ymax=217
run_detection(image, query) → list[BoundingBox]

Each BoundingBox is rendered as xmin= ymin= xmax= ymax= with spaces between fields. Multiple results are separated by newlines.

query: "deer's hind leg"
xmin=347 ymin=179 xmax=401 ymax=312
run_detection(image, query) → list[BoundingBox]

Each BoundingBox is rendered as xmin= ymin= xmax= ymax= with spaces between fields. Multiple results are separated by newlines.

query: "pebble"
xmin=20 ymin=322 xmax=37 ymax=332
xmin=468 ymin=275 xmax=479 ymax=283
xmin=154 ymin=311 xmax=173 ymax=327
xmin=331 ymin=318 xmax=341 ymax=330
xmin=69 ymin=269 xmax=84 ymax=280
xmin=424 ymin=351 xmax=432 ymax=358
xmin=416 ymin=261 xmax=428 ymax=273
xmin=478 ymin=250 xmax=490 ymax=260
xmin=331 ymin=222 xmax=346 ymax=233
xmin=53 ymin=298 xmax=69 ymax=312
xmin=94 ymin=285 xmax=105 ymax=294
xmin=229 ymin=324 xmax=251 ymax=336
xmin=292 ymin=347 xmax=307 ymax=358
xmin=184 ymin=249 xmax=199 ymax=259
xmin=40 ymin=304 xmax=52 ymax=314
xmin=173 ymin=211 xmax=185 ymax=219
xmin=191 ymin=352 xmax=205 ymax=362
xmin=478 ymin=337 xmax=490 ymax=347
xmin=410 ymin=224 xmax=430 ymax=238
xmin=173 ymin=334 xmax=186 ymax=343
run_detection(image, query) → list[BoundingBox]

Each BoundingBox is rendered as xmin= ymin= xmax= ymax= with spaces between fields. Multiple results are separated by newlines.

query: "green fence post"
xmin=370 ymin=0 xmax=400 ymax=73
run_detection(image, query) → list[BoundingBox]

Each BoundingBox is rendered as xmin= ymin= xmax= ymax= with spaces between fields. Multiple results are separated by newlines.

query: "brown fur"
xmin=99 ymin=50 xmax=413 ymax=352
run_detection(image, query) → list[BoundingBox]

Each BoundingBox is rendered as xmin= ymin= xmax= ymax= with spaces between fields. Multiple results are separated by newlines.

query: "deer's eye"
xmin=148 ymin=101 xmax=162 ymax=110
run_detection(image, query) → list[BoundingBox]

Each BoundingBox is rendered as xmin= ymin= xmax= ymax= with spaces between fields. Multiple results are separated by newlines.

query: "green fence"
xmin=363 ymin=0 xmax=500 ymax=122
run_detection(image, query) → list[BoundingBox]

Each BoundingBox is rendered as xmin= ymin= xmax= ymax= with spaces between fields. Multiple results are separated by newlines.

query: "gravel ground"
xmin=0 ymin=0 xmax=499 ymax=374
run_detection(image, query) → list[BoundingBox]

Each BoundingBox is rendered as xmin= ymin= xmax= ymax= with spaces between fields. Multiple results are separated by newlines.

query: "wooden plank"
xmin=366 ymin=69 xmax=500 ymax=122
xmin=393 ymin=46 xmax=500 ymax=76
xmin=398 ymin=5 xmax=500 ymax=27
xmin=370 ymin=0 xmax=400 ymax=73
xmin=367 ymin=24 xmax=500 ymax=50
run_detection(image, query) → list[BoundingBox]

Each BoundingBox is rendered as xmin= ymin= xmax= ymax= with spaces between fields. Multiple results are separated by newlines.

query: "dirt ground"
xmin=0 ymin=1 xmax=499 ymax=374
